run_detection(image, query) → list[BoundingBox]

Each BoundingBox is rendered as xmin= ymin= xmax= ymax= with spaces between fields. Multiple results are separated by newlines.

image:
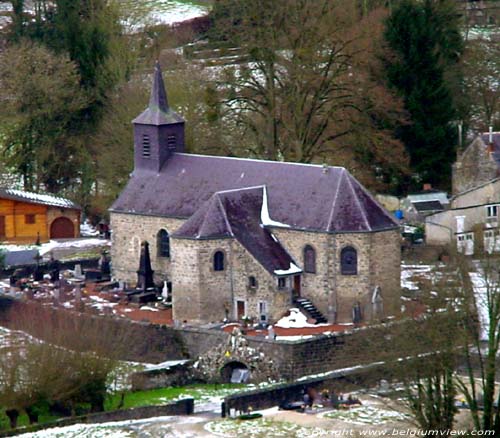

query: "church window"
xmin=340 ymin=246 xmax=357 ymax=275
xmin=167 ymin=135 xmax=177 ymax=150
xmin=157 ymin=229 xmax=170 ymax=258
xmin=249 ymin=276 xmax=257 ymax=288
xmin=278 ymin=277 xmax=286 ymax=289
xmin=142 ymin=134 xmax=151 ymax=158
xmin=214 ymin=251 xmax=224 ymax=271
xmin=303 ymin=245 xmax=316 ymax=273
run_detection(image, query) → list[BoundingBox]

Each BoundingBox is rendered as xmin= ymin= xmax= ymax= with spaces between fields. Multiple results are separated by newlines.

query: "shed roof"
xmin=0 ymin=188 xmax=80 ymax=209
xmin=111 ymin=154 xmax=397 ymax=234
xmin=412 ymin=200 xmax=444 ymax=213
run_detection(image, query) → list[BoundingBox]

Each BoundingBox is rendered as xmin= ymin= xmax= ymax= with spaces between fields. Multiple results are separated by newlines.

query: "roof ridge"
xmin=215 ymin=193 xmax=234 ymax=237
xmin=173 ymin=153 xmax=344 ymax=170
xmin=346 ymin=172 xmax=371 ymax=230
xmin=326 ymin=168 xmax=345 ymax=232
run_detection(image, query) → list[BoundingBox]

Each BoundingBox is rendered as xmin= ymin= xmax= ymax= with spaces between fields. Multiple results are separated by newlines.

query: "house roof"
xmin=407 ymin=191 xmax=449 ymax=205
xmin=412 ymin=200 xmax=444 ymax=213
xmin=132 ymin=61 xmax=184 ymax=126
xmin=0 ymin=188 xmax=80 ymax=209
xmin=173 ymin=186 xmax=299 ymax=275
xmin=479 ymin=132 xmax=500 ymax=167
xmin=110 ymin=154 xmax=398 ymax=234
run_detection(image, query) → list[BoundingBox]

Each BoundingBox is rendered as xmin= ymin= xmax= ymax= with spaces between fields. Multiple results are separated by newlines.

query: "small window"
xmin=214 ymin=251 xmax=224 ymax=271
xmin=167 ymin=134 xmax=176 ymax=150
xmin=303 ymin=245 xmax=316 ymax=273
xmin=486 ymin=205 xmax=499 ymax=219
xmin=157 ymin=229 xmax=170 ymax=258
xmin=25 ymin=214 xmax=36 ymax=224
xmin=249 ymin=276 xmax=257 ymax=288
xmin=341 ymin=246 xmax=357 ymax=275
xmin=142 ymin=134 xmax=151 ymax=158
xmin=258 ymin=301 xmax=268 ymax=322
xmin=278 ymin=277 xmax=286 ymax=289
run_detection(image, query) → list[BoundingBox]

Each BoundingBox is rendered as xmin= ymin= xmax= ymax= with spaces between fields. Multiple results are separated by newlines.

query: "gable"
xmin=172 ymin=186 xmax=298 ymax=275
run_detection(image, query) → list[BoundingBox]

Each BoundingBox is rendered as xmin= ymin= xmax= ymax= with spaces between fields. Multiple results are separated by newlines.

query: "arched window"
xmin=303 ymin=245 xmax=316 ymax=273
xmin=157 ymin=229 xmax=170 ymax=258
xmin=340 ymin=246 xmax=357 ymax=275
xmin=214 ymin=251 xmax=225 ymax=271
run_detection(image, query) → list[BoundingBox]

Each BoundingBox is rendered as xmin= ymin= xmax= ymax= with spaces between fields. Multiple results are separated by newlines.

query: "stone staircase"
xmin=294 ymin=297 xmax=328 ymax=324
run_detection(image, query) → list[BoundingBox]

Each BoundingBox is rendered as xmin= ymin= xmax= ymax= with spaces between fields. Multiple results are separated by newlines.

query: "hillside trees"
xmin=383 ymin=0 xmax=464 ymax=189
xmin=0 ymin=42 xmax=88 ymax=192
xmin=209 ymin=0 xmax=408 ymax=192
xmin=462 ymin=37 xmax=500 ymax=130
xmin=1 ymin=0 xmax=134 ymax=212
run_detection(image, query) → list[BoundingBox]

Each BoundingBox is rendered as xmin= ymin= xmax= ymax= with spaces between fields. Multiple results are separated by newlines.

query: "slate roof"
xmin=0 ymin=188 xmax=80 ymax=209
xmin=173 ymin=186 xmax=298 ymax=275
xmin=111 ymin=154 xmax=398 ymax=234
xmin=132 ymin=61 xmax=184 ymax=126
xmin=412 ymin=200 xmax=444 ymax=213
xmin=4 ymin=250 xmax=40 ymax=267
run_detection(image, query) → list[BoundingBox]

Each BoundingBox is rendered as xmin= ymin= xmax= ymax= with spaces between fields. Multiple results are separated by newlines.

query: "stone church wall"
xmin=172 ymin=238 xmax=291 ymax=324
xmin=271 ymin=228 xmax=332 ymax=319
xmin=111 ymin=212 xmax=400 ymax=325
xmin=110 ymin=212 xmax=184 ymax=284
xmin=272 ymin=228 xmax=401 ymax=323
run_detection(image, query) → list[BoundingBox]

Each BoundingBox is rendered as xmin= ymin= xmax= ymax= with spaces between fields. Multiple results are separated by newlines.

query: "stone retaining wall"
xmin=0 ymin=298 xmax=397 ymax=381
xmin=0 ymin=398 xmax=194 ymax=437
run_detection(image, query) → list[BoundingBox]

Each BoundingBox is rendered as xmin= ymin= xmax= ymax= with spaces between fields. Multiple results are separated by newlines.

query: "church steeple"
xmin=150 ymin=60 xmax=169 ymax=112
xmin=132 ymin=61 xmax=185 ymax=172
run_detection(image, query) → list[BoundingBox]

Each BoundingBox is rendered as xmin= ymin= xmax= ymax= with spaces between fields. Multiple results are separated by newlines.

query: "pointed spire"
xmin=132 ymin=61 xmax=184 ymax=126
xmin=149 ymin=60 xmax=169 ymax=113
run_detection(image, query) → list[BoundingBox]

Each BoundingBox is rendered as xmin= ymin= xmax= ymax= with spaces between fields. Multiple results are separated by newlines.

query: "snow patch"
xmin=261 ymin=186 xmax=290 ymax=228
xmin=274 ymin=262 xmax=302 ymax=276
xmin=275 ymin=308 xmax=315 ymax=328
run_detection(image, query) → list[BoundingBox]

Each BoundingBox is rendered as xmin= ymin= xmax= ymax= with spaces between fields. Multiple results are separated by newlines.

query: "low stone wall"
xmin=223 ymin=362 xmax=388 ymax=415
xmin=0 ymin=398 xmax=194 ymax=437
xmin=0 ymin=258 xmax=100 ymax=278
xmin=131 ymin=361 xmax=193 ymax=391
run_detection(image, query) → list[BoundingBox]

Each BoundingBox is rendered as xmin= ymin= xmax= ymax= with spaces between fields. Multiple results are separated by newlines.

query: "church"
xmin=110 ymin=62 xmax=401 ymax=326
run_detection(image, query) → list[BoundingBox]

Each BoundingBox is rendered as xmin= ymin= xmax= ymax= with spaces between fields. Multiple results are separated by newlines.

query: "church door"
xmin=236 ymin=300 xmax=245 ymax=320
xmin=293 ymin=275 xmax=301 ymax=298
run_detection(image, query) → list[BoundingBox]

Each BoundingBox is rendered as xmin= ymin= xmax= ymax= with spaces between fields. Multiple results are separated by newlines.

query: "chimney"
xmin=487 ymin=126 xmax=494 ymax=155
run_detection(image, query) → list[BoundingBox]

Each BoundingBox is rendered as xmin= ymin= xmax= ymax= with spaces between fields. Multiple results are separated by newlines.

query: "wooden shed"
xmin=0 ymin=188 xmax=81 ymax=243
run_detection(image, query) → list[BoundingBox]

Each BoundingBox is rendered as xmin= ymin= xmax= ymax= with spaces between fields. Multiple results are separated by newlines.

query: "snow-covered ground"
xmin=469 ymin=265 xmax=495 ymax=342
xmin=119 ymin=0 xmax=209 ymax=29
xmin=0 ymin=1 xmax=210 ymax=30
xmin=0 ymin=238 xmax=110 ymax=259
xmin=401 ymin=264 xmax=433 ymax=291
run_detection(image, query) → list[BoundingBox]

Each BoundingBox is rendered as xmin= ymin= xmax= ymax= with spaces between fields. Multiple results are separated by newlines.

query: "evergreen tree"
xmin=384 ymin=0 xmax=463 ymax=189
